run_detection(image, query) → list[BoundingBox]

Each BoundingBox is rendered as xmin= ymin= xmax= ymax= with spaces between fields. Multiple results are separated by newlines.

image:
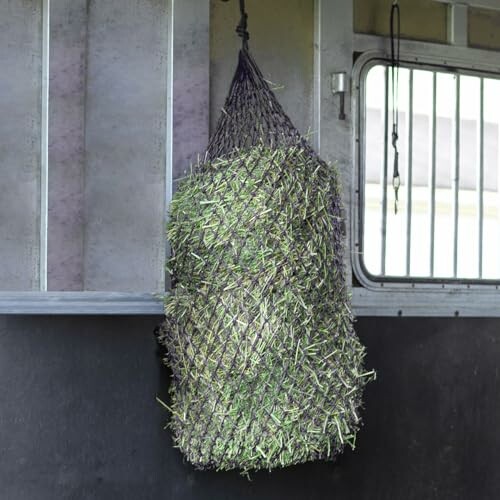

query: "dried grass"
xmin=158 ymin=145 xmax=374 ymax=473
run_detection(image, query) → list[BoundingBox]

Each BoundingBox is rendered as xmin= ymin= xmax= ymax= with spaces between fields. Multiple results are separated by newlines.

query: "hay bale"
xmin=158 ymin=145 xmax=374 ymax=472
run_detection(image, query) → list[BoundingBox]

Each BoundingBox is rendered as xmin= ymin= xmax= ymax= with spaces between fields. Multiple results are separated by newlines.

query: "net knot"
xmin=236 ymin=11 xmax=249 ymax=48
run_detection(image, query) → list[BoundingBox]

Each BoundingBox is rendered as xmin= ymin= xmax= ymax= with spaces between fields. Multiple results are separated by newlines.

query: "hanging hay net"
xmin=157 ymin=8 xmax=374 ymax=473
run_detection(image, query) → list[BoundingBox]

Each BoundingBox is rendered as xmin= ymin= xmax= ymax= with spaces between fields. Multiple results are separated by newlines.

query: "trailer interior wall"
xmin=355 ymin=0 xmax=500 ymax=50
xmin=2 ymin=315 xmax=500 ymax=500
xmin=469 ymin=7 xmax=500 ymax=50
xmin=0 ymin=1 xmax=42 ymax=290
xmin=2 ymin=1 xmax=500 ymax=499
xmin=354 ymin=0 xmax=448 ymax=42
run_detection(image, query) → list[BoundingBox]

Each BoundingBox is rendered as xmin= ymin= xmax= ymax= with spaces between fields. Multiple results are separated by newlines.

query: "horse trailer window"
xmin=358 ymin=62 xmax=500 ymax=284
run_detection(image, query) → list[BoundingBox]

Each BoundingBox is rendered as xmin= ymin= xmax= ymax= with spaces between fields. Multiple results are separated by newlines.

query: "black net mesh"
xmin=157 ymin=24 xmax=374 ymax=473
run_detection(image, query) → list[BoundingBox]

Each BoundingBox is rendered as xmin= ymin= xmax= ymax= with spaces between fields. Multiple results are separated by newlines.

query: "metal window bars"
xmin=363 ymin=62 xmax=496 ymax=283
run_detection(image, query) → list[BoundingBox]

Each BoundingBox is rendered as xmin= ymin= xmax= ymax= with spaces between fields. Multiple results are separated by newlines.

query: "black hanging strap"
xmin=390 ymin=0 xmax=401 ymax=214
xmin=236 ymin=0 xmax=249 ymax=50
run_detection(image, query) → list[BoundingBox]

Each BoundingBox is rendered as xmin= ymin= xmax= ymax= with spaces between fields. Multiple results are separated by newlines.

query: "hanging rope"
xmin=236 ymin=0 xmax=249 ymax=50
xmin=390 ymin=0 xmax=401 ymax=214
xmin=221 ymin=0 xmax=249 ymax=50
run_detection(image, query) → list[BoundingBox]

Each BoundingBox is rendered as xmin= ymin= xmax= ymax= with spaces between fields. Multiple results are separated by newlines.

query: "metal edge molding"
xmin=0 ymin=293 xmax=165 ymax=315
xmin=3 ymin=289 xmax=500 ymax=316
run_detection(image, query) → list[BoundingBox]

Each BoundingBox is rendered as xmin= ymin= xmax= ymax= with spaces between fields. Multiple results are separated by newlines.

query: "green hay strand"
xmin=158 ymin=145 xmax=375 ymax=473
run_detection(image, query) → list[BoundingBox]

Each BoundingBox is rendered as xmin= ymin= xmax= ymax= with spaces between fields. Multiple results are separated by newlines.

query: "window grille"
xmin=358 ymin=61 xmax=500 ymax=284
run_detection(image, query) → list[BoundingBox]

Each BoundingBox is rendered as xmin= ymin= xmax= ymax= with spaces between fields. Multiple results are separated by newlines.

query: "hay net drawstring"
xmin=206 ymin=1 xmax=306 ymax=160
xmin=157 ymin=0 xmax=374 ymax=473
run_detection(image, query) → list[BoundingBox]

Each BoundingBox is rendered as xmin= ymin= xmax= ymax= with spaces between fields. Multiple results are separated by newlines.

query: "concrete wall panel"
xmin=47 ymin=0 xmax=87 ymax=291
xmin=83 ymin=0 xmax=169 ymax=292
xmin=0 ymin=0 xmax=42 ymax=290
xmin=172 ymin=2 xmax=210 ymax=182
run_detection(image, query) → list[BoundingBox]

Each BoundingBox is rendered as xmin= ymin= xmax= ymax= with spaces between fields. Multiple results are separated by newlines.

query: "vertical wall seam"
xmin=81 ymin=0 xmax=91 ymax=291
xmin=40 ymin=0 xmax=50 ymax=291
xmin=164 ymin=0 xmax=175 ymax=292
xmin=313 ymin=0 xmax=321 ymax=153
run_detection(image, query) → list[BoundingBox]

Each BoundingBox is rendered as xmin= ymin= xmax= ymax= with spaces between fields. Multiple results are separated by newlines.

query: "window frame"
xmin=351 ymin=34 xmax=500 ymax=316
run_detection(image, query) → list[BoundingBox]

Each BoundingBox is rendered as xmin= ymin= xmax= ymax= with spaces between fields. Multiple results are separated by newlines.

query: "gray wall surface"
xmin=172 ymin=2 xmax=210 ymax=182
xmin=83 ymin=0 xmax=168 ymax=292
xmin=3 ymin=0 xmax=170 ymax=293
xmin=47 ymin=0 xmax=169 ymax=292
xmin=48 ymin=0 xmax=87 ymax=291
xmin=0 ymin=0 xmax=42 ymax=290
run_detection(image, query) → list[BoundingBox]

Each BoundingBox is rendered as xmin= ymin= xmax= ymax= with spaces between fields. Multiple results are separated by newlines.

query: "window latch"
xmin=331 ymin=72 xmax=348 ymax=121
